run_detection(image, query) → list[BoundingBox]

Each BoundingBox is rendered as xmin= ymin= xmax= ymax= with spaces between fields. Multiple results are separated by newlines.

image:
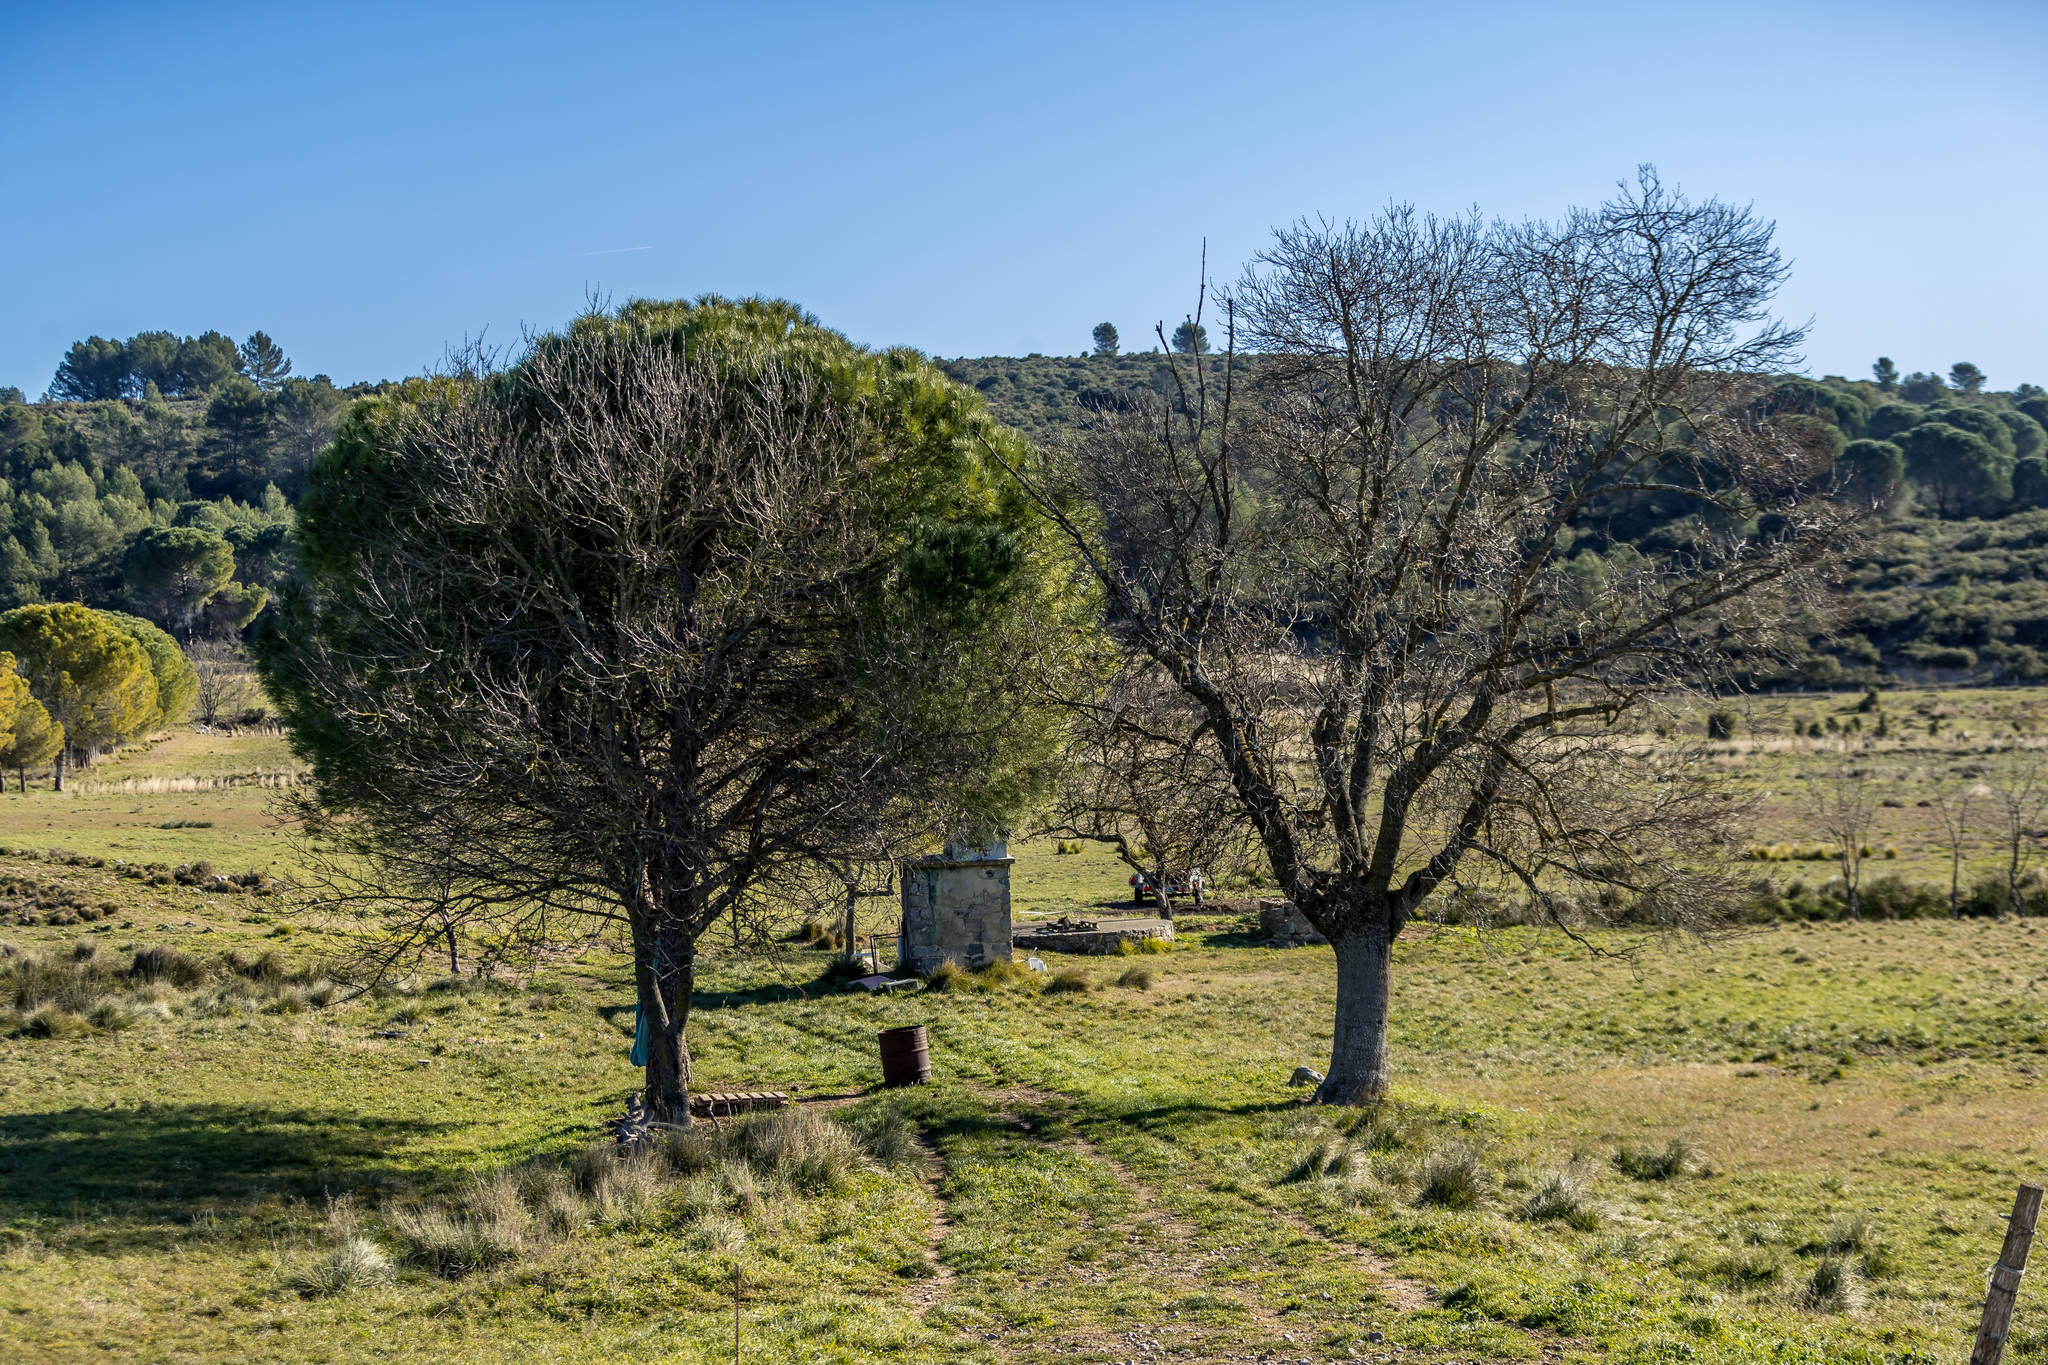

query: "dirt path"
xmin=935 ymin=1080 xmax=1573 ymax=1364
xmin=905 ymin=1126 xmax=959 ymax=1316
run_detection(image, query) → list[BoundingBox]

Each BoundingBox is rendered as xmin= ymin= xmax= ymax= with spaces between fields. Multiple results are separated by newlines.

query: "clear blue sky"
xmin=4 ymin=1 xmax=2044 ymax=396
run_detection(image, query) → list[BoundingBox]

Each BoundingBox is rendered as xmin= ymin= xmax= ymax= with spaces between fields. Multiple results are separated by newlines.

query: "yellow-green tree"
xmin=101 ymin=610 xmax=198 ymax=726
xmin=0 ymin=677 xmax=62 ymax=791
xmin=0 ymin=603 xmax=159 ymax=787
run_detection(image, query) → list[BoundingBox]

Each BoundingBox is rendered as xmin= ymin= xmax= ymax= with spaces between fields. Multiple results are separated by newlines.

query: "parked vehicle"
xmin=1130 ymin=868 xmax=1204 ymax=907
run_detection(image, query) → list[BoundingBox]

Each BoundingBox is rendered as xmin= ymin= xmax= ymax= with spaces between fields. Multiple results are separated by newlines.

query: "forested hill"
xmin=0 ymin=329 xmax=379 ymax=639
xmin=942 ymin=351 xmax=2048 ymax=689
xmin=10 ymin=326 xmax=2048 ymax=691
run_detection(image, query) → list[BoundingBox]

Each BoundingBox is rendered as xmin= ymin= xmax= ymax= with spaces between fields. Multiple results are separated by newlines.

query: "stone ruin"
xmin=1259 ymin=897 xmax=1326 ymax=947
xmin=899 ymin=839 xmax=1014 ymax=974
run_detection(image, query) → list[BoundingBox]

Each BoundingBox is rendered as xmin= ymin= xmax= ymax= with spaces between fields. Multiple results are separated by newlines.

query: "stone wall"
xmin=1258 ymin=897 xmax=1326 ymax=947
xmin=900 ymin=840 xmax=1014 ymax=973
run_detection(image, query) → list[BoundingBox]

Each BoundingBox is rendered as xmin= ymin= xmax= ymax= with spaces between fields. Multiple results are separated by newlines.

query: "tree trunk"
xmin=51 ymin=751 xmax=63 ymax=793
xmin=1315 ymin=917 xmax=1395 ymax=1104
xmin=635 ymin=915 xmax=695 ymax=1124
xmin=842 ymin=881 xmax=859 ymax=966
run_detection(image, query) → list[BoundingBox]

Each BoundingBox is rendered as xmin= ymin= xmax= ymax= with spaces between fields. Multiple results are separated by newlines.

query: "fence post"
xmin=1972 ymin=1182 xmax=2044 ymax=1365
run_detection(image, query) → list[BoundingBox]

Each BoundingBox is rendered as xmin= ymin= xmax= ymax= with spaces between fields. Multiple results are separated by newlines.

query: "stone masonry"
xmin=900 ymin=840 xmax=1015 ymax=973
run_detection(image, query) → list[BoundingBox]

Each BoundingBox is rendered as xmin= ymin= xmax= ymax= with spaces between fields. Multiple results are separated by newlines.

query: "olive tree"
xmin=998 ymin=171 xmax=1855 ymax=1103
xmin=259 ymin=298 xmax=1073 ymax=1123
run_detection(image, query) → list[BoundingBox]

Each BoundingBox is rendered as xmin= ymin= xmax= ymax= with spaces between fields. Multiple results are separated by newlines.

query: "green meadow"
xmin=3 ymin=720 xmax=2047 ymax=1363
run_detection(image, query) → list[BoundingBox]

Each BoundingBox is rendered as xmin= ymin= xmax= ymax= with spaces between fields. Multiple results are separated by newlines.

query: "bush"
xmin=1705 ymin=709 xmax=1741 ymax=740
xmin=922 ymin=961 xmax=966 ymax=992
xmin=1115 ymin=965 xmax=1154 ymax=990
xmin=1045 ymin=967 xmax=1091 ymax=994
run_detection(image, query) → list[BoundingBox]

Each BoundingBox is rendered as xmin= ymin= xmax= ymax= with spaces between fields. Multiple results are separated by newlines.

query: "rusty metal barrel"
xmin=877 ymin=1024 xmax=931 ymax=1086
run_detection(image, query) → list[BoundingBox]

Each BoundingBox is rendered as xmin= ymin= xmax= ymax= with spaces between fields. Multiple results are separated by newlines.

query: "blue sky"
xmin=4 ymin=1 xmax=2044 ymax=395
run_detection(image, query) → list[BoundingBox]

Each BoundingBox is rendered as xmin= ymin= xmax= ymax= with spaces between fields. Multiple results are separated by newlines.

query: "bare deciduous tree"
xmin=994 ymin=170 xmax=1857 ymax=1102
xmin=1927 ymin=778 xmax=1982 ymax=918
xmin=262 ymin=306 xmax=1065 ymax=1122
xmin=1041 ymin=664 xmax=1253 ymax=917
xmin=1816 ymin=757 xmax=1877 ymax=919
xmin=1988 ymin=751 xmax=2048 ymax=914
xmin=189 ymin=638 xmax=255 ymax=728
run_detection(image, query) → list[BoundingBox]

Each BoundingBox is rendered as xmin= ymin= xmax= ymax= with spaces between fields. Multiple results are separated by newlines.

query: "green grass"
xmin=5 ymin=726 xmax=2048 ymax=1361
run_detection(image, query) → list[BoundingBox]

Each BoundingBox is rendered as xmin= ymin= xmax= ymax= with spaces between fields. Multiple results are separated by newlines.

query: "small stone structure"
xmin=1259 ymin=897 xmax=1326 ymax=947
xmin=1013 ymin=916 xmax=1174 ymax=955
xmin=899 ymin=840 xmax=1014 ymax=974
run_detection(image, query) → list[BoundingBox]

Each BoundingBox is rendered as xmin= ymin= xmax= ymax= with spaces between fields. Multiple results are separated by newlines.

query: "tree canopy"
xmin=260 ymin=296 xmax=1081 ymax=1120
xmin=0 ymin=603 xmax=161 ymax=774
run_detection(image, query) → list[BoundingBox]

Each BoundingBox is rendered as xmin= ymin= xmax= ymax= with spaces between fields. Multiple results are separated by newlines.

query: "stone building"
xmin=899 ymin=840 xmax=1014 ymax=973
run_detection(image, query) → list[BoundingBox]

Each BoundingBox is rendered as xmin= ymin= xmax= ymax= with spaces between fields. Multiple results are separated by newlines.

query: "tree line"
xmin=0 ymin=603 xmax=197 ymax=789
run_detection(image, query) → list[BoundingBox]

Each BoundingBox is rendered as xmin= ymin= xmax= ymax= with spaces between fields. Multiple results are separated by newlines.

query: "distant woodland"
xmin=946 ymin=348 xmax=2048 ymax=688
xmin=7 ymin=327 xmax=2048 ymax=687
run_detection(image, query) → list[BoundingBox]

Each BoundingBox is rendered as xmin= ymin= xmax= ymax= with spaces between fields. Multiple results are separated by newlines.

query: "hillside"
xmin=947 ymin=353 xmax=2048 ymax=689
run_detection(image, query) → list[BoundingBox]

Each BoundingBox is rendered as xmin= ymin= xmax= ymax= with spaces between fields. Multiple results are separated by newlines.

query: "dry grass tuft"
xmin=1045 ymin=967 xmax=1091 ymax=994
xmin=1414 ymin=1141 xmax=1488 ymax=1210
xmin=1615 ymin=1137 xmax=1706 ymax=1181
xmin=1518 ymin=1165 xmax=1601 ymax=1230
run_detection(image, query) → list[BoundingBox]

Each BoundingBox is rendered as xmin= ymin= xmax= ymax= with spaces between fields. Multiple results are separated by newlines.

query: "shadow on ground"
xmin=0 ymin=1102 xmax=449 ymax=1231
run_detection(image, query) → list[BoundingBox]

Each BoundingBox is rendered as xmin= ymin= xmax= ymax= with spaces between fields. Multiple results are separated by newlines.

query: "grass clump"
xmin=1614 ymin=1137 xmax=1705 ymax=1181
xmin=1044 ymin=967 xmax=1091 ymax=994
xmin=1115 ymin=965 xmax=1154 ymax=990
xmin=289 ymin=1236 xmax=393 ymax=1297
xmin=1798 ymin=1254 xmax=1865 ymax=1314
xmin=1414 ymin=1142 xmax=1488 ymax=1210
xmin=1517 ymin=1165 xmax=1601 ymax=1230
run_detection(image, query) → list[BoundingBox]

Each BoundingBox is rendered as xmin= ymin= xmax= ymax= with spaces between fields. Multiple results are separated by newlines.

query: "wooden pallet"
xmin=689 ymin=1090 xmax=790 ymax=1118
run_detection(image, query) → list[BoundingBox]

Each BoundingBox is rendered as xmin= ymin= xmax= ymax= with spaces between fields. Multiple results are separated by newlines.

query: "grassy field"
xmin=4 ymin=720 xmax=2048 ymax=1363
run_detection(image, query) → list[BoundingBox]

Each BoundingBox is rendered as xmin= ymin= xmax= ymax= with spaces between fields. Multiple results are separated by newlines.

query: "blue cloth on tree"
xmin=630 ymin=1003 xmax=649 ymax=1067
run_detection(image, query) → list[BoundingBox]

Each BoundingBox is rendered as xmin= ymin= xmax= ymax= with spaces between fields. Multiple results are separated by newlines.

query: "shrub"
xmin=922 ymin=961 xmax=966 ymax=992
xmin=1706 ymin=709 xmax=1741 ymax=740
xmin=1115 ymin=965 xmax=1154 ymax=990
xmin=1414 ymin=1143 xmax=1487 ymax=1209
xmin=1138 ymin=935 xmax=1171 ymax=954
xmin=1045 ymin=967 xmax=1091 ymax=994
xmin=1614 ymin=1137 xmax=1705 ymax=1181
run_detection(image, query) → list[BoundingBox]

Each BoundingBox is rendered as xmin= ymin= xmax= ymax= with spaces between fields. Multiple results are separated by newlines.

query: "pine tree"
xmin=240 ymin=332 xmax=293 ymax=390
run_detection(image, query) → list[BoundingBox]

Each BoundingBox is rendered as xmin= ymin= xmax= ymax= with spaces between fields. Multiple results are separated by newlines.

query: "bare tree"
xmin=261 ymin=308 xmax=1065 ymax=1122
xmin=993 ymin=170 xmax=1856 ymax=1102
xmin=1041 ymin=664 xmax=1253 ymax=917
xmin=1988 ymin=751 xmax=2048 ymax=914
xmin=189 ymin=638 xmax=255 ymax=728
xmin=1927 ymin=778 xmax=1982 ymax=918
xmin=1815 ymin=757 xmax=1877 ymax=919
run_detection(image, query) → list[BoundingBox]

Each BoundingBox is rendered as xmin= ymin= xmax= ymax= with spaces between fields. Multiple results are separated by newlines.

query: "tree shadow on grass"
xmin=0 ymin=1102 xmax=452 ymax=1237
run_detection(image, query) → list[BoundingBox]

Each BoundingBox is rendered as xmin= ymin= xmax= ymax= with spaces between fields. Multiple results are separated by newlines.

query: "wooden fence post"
xmin=1972 ymin=1182 xmax=2044 ymax=1365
